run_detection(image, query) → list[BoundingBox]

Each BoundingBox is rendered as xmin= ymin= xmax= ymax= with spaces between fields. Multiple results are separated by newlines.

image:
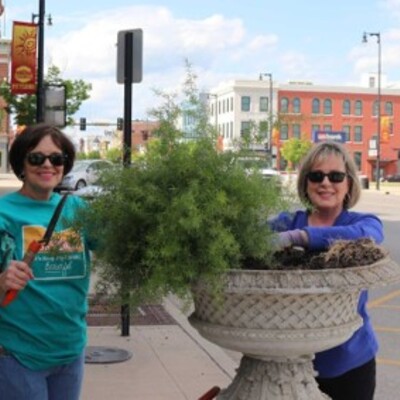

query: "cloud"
xmin=39 ymin=5 xmax=278 ymax=121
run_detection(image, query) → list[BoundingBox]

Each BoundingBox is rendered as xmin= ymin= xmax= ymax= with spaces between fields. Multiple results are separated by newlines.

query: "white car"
xmin=55 ymin=159 xmax=113 ymax=192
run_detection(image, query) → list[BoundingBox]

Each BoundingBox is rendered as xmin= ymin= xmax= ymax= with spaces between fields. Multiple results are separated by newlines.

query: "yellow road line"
xmin=368 ymin=290 xmax=400 ymax=308
xmin=375 ymin=326 xmax=400 ymax=333
xmin=377 ymin=358 xmax=400 ymax=366
xmin=371 ymin=304 xmax=400 ymax=310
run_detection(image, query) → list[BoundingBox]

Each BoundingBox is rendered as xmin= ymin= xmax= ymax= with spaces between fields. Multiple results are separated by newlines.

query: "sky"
xmin=3 ymin=0 xmax=400 ymax=130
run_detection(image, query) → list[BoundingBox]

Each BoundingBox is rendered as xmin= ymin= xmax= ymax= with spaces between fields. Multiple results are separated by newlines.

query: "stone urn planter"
xmin=189 ymin=255 xmax=400 ymax=400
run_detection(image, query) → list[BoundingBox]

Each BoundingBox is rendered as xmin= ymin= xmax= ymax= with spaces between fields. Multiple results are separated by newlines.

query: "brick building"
xmin=210 ymin=78 xmax=400 ymax=182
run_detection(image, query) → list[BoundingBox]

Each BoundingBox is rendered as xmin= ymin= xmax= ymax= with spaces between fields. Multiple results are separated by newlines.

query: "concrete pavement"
xmin=82 ymin=297 xmax=239 ymax=400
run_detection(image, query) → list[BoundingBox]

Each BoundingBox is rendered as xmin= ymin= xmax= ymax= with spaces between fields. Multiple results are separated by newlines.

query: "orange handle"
xmin=198 ymin=387 xmax=221 ymax=400
xmin=1 ymin=289 xmax=18 ymax=306
xmin=1 ymin=241 xmax=42 ymax=307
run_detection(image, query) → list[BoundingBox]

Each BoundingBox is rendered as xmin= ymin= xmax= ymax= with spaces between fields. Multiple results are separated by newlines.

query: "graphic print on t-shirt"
xmin=23 ymin=225 xmax=87 ymax=280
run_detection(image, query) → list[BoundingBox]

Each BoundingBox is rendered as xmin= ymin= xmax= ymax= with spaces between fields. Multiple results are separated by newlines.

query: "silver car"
xmin=55 ymin=159 xmax=113 ymax=192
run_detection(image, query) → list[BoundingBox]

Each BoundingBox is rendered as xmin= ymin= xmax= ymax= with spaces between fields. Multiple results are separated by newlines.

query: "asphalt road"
xmin=351 ymin=190 xmax=400 ymax=399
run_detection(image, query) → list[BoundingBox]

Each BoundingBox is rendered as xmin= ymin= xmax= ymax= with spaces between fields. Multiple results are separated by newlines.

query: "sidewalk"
xmin=0 ymin=172 xmax=22 ymax=188
xmin=82 ymin=297 xmax=240 ymax=400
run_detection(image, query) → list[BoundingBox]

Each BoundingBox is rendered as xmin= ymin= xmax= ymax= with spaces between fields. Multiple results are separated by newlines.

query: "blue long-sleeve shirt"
xmin=270 ymin=209 xmax=383 ymax=378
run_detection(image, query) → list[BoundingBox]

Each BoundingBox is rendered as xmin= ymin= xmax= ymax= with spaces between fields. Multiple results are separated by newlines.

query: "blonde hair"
xmin=297 ymin=141 xmax=361 ymax=209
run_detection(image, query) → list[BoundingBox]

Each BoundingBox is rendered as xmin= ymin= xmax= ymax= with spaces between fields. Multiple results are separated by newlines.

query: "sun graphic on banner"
xmin=16 ymin=30 xmax=37 ymax=56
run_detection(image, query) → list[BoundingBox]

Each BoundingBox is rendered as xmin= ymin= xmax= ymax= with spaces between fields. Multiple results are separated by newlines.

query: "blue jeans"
xmin=0 ymin=352 xmax=84 ymax=400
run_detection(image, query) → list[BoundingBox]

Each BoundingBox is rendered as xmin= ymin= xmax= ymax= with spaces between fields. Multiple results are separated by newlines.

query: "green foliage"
xmin=104 ymin=147 xmax=123 ymax=164
xmin=86 ymin=150 xmax=101 ymax=159
xmin=0 ymin=65 xmax=92 ymax=126
xmin=75 ymin=152 xmax=87 ymax=160
xmin=76 ymin=60 xmax=287 ymax=306
xmin=280 ymin=137 xmax=312 ymax=170
xmin=79 ymin=139 xmax=285 ymax=305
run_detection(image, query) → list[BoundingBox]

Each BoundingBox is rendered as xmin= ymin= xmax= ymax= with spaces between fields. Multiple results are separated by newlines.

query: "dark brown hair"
xmin=9 ymin=123 xmax=76 ymax=179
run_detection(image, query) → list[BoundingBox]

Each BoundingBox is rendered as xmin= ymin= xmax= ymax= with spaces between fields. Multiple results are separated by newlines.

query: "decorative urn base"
xmin=189 ymin=256 xmax=400 ymax=400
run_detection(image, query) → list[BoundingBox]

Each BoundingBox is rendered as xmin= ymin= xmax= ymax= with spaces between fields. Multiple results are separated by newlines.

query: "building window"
xmin=372 ymin=100 xmax=378 ymax=116
xmin=312 ymin=98 xmax=320 ymax=114
xmin=292 ymin=124 xmax=301 ymax=139
xmin=342 ymin=125 xmax=351 ymax=141
xmin=293 ymin=97 xmax=301 ymax=113
xmin=385 ymin=101 xmax=393 ymax=116
xmin=312 ymin=124 xmax=320 ymax=135
xmin=354 ymin=100 xmax=362 ymax=116
xmin=354 ymin=126 xmax=362 ymax=142
xmin=230 ymin=97 xmax=234 ymax=111
xmin=240 ymin=121 xmax=251 ymax=136
xmin=342 ymin=100 xmax=351 ymax=115
xmin=280 ymin=124 xmax=289 ymax=140
xmin=241 ymin=96 xmax=250 ymax=112
xmin=260 ymin=96 xmax=268 ymax=112
xmin=323 ymin=99 xmax=332 ymax=115
xmin=354 ymin=152 xmax=362 ymax=171
xmin=280 ymin=97 xmax=289 ymax=113
xmin=230 ymin=121 xmax=233 ymax=138
xmin=369 ymin=76 xmax=376 ymax=88
xmin=323 ymin=125 xmax=332 ymax=131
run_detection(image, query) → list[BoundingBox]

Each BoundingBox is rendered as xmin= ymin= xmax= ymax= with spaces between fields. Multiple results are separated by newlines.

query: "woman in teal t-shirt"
xmin=0 ymin=124 xmax=94 ymax=400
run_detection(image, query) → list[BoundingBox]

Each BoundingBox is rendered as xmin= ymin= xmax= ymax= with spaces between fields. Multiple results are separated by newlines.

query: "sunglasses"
xmin=26 ymin=152 xmax=66 ymax=167
xmin=307 ymin=170 xmax=347 ymax=183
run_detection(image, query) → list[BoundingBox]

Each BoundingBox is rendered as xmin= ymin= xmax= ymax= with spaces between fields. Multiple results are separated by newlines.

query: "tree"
xmin=0 ymin=65 xmax=92 ymax=126
xmin=280 ymin=137 xmax=312 ymax=171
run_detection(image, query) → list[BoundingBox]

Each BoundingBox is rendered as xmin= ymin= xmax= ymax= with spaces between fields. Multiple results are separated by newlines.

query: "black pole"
xmin=123 ymin=32 xmax=133 ymax=166
xmin=121 ymin=32 xmax=133 ymax=337
xmin=36 ymin=0 xmax=45 ymax=123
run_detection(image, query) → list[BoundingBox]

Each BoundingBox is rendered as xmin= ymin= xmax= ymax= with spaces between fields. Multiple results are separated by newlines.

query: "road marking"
xmin=375 ymin=326 xmax=400 ymax=333
xmin=368 ymin=290 xmax=400 ymax=308
xmin=370 ymin=304 xmax=400 ymax=310
xmin=377 ymin=358 xmax=400 ymax=366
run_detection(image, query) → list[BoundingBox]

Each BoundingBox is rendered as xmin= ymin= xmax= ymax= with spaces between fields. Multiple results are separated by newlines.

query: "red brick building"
xmin=276 ymin=83 xmax=400 ymax=181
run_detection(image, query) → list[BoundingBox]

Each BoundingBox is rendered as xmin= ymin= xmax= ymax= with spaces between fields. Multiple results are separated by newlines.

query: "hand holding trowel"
xmin=1 ymin=194 xmax=69 ymax=307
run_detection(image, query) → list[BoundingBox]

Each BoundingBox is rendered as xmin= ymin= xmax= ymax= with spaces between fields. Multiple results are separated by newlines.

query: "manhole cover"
xmin=85 ymin=346 xmax=133 ymax=364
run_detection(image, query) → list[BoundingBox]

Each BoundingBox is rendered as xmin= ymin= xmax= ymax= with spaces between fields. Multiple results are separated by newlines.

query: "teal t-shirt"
xmin=0 ymin=191 xmax=92 ymax=370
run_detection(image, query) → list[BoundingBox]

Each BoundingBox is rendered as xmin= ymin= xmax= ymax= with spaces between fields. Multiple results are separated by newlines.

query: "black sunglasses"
xmin=26 ymin=152 xmax=67 ymax=167
xmin=307 ymin=170 xmax=347 ymax=183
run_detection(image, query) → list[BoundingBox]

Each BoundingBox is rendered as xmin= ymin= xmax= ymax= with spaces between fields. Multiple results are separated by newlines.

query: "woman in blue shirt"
xmin=272 ymin=141 xmax=383 ymax=400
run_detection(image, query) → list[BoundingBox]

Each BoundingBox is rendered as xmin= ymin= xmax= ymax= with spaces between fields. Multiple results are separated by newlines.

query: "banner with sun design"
xmin=11 ymin=21 xmax=38 ymax=95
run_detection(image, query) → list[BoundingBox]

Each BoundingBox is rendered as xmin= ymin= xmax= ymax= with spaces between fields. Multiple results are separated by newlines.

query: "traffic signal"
xmin=80 ymin=117 xmax=86 ymax=131
xmin=117 ymin=117 xmax=123 ymax=130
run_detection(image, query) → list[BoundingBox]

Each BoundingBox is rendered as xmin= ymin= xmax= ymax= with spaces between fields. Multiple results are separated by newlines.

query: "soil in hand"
xmin=245 ymin=238 xmax=386 ymax=270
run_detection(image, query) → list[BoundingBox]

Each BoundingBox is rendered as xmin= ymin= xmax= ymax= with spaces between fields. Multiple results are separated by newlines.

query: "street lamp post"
xmin=259 ymin=72 xmax=273 ymax=153
xmin=363 ymin=31 xmax=381 ymax=190
xmin=35 ymin=0 xmax=45 ymax=123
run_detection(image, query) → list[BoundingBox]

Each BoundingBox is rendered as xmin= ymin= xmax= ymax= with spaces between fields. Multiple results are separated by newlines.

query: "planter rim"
xmin=195 ymin=255 xmax=400 ymax=294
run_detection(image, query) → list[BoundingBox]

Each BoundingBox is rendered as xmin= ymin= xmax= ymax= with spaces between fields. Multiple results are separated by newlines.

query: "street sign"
xmin=312 ymin=130 xmax=346 ymax=143
xmin=116 ymin=29 xmax=143 ymax=84
xmin=44 ymin=84 xmax=66 ymax=127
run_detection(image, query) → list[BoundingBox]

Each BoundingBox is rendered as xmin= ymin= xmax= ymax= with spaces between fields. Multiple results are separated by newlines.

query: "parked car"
xmin=73 ymin=184 xmax=104 ymax=199
xmin=236 ymin=157 xmax=280 ymax=179
xmin=55 ymin=159 xmax=113 ymax=192
xmin=384 ymin=174 xmax=400 ymax=182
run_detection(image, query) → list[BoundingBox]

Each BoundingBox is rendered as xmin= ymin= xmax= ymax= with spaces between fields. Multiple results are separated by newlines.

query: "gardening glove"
xmin=276 ymin=229 xmax=308 ymax=249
